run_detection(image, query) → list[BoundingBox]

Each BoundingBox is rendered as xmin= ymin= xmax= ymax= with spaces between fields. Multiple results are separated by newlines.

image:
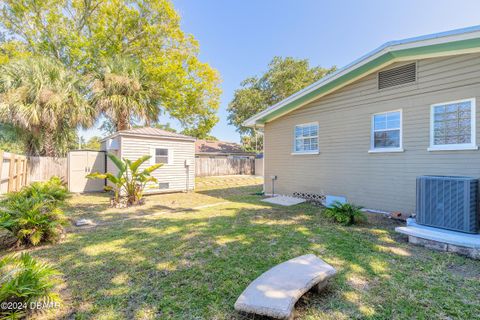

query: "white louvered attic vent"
xmin=378 ymin=63 xmax=416 ymax=89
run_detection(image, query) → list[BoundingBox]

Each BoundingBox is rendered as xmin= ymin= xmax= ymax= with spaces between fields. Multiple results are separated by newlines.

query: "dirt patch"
xmin=447 ymin=262 xmax=480 ymax=280
xmin=364 ymin=212 xmax=404 ymax=229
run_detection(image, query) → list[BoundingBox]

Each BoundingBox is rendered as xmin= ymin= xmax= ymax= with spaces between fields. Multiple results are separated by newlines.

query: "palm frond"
xmin=0 ymin=57 xmax=95 ymax=156
xmin=91 ymin=55 xmax=160 ymax=130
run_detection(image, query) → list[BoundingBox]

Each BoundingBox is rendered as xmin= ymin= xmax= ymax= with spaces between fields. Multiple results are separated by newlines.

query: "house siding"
xmin=264 ymin=53 xmax=480 ymax=213
xmin=120 ymin=136 xmax=195 ymax=192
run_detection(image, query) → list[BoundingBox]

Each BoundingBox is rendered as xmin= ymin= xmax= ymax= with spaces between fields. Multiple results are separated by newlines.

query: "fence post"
xmin=0 ymin=152 xmax=32 ymax=194
xmin=25 ymin=159 xmax=31 ymax=185
xmin=8 ymin=153 xmax=15 ymax=192
xmin=15 ymin=157 xmax=22 ymax=191
xmin=0 ymin=151 xmax=3 ymax=186
xmin=22 ymin=158 xmax=28 ymax=186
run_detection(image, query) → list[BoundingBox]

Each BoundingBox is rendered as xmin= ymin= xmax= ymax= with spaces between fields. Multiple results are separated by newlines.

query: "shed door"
xmin=68 ymin=151 xmax=105 ymax=192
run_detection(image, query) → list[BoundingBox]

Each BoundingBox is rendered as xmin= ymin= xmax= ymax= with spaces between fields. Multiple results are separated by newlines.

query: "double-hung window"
xmin=293 ymin=122 xmax=319 ymax=154
xmin=429 ymin=98 xmax=476 ymax=151
xmin=155 ymin=148 xmax=169 ymax=164
xmin=370 ymin=110 xmax=402 ymax=152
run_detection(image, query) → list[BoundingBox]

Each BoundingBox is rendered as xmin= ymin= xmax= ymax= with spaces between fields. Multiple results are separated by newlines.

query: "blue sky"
xmin=80 ymin=0 xmax=480 ymax=142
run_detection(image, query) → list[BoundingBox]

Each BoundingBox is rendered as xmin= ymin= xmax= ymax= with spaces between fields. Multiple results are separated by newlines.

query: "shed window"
xmin=371 ymin=111 xmax=402 ymax=150
xmin=155 ymin=148 xmax=169 ymax=164
xmin=294 ymin=123 xmax=319 ymax=153
xmin=429 ymin=98 xmax=476 ymax=151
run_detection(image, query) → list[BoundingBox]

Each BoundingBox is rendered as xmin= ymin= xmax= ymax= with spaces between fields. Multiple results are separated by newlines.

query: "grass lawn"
xmin=4 ymin=175 xmax=480 ymax=319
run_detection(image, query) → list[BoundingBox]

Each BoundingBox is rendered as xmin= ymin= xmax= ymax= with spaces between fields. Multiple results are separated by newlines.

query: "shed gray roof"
xmin=101 ymin=127 xmax=196 ymax=142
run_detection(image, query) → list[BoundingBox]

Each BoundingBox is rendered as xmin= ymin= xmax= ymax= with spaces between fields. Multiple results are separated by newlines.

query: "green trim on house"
xmin=256 ymin=37 xmax=480 ymax=124
xmin=392 ymin=37 xmax=480 ymax=58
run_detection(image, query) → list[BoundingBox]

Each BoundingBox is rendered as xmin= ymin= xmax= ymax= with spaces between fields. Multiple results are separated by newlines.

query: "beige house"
xmin=244 ymin=26 xmax=480 ymax=214
xmin=100 ymin=128 xmax=195 ymax=193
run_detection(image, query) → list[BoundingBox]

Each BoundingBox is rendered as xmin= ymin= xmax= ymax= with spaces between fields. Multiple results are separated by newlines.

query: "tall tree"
xmin=0 ymin=0 xmax=221 ymax=135
xmin=181 ymin=128 xmax=217 ymax=140
xmin=0 ymin=35 xmax=30 ymax=65
xmin=228 ymin=57 xmax=336 ymax=146
xmin=84 ymin=136 xmax=102 ymax=150
xmin=241 ymin=134 xmax=263 ymax=153
xmin=133 ymin=122 xmax=178 ymax=133
xmin=0 ymin=124 xmax=26 ymax=154
xmin=0 ymin=57 xmax=94 ymax=156
xmin=92 ymin=56 xmax=160 ymax=131
xmin=152 ymin=122 xmax=177 ymax=133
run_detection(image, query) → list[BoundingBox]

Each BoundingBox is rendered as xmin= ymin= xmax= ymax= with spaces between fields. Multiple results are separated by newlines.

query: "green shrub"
xmin=19 ymin=177 xmax=69 ymax=204
xmin=0 ymin=177 xmax=69 ymax=247
xmin=324 ymin=201 xmax=366 ymax=225
xmin=0 ymin=253 xmax=61 ymax=319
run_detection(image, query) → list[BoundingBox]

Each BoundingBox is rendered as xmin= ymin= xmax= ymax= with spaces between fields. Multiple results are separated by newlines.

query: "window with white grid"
xmin=294 ymin=123 xmax=319 ymax=153
xmin=371 ymin=110 xmax=402 ymax=150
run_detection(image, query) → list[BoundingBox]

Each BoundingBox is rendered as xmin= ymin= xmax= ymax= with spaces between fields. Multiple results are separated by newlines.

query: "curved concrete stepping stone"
xmin=75 ymin=219 xmax=96 ymax=227
xmin=234 ymin=254 xmax=336 ymax=320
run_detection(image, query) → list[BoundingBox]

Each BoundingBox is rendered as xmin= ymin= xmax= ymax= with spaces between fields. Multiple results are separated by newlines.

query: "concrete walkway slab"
xmin=262 ymin=195 xmax=306 ymax=206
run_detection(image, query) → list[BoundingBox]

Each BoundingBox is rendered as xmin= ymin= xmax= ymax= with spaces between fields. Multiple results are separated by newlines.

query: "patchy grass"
xmin=2 ymin=175 xmax=480 ymax=319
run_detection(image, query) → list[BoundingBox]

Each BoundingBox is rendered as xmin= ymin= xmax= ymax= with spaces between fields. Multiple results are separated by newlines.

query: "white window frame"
xmin=369 ymin=109 xmax=404 ymax=153
xmin=428 ymin=98 xmax=477 ymax=151
xmin=292 ymin=122 xmax=319 ymax=155
xmin=150 ymin=147 xmax=173 ymax=165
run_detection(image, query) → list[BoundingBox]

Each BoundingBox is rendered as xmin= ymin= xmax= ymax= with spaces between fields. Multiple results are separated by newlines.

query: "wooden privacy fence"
xmin=195 ymin=157 xmax=254 ymax=177
xmin=1 ymin=150 xmax=255 ymax=193
xmin=0 ymin=151 xmax=29 ymax=193
xmin=0 ymin=151 xmax=68 ymax=194
xmin=29 ymin=156 xmax=67 ymax=183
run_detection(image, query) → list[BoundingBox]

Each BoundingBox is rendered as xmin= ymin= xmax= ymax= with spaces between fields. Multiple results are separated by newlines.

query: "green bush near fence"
xmin=0 ymin=177 xmax=69 ymax=247
xmin=19 ymin=177 xmax=70 ymax=204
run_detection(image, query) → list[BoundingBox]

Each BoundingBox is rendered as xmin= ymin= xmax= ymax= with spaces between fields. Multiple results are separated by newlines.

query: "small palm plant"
xmin=324 ymin=201 xmax=366 ymax=225
xmin=0 ymin=196 xmax=67 ymax=246
xmin=20 ymin=177 xmax=69 ymax=205
xmin=87 ymin=153 xmax=163 ymax=207
xmin=0 ymin=177 xmax=68 ymax=247
xmin=0 ymin=253 xmax=61 ymax=319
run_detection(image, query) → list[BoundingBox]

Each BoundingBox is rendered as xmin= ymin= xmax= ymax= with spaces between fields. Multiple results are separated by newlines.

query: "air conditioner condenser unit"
xmin=416 ymin=175 xmax=479 ymax=234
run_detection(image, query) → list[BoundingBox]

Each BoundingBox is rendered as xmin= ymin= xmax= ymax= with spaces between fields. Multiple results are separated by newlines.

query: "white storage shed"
xmin=100 ymin=128 xmax=196 ymax=193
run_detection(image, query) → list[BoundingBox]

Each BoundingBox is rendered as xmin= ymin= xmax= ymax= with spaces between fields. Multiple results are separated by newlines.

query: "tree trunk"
xmin=25 ymin=141 xmax=37 ymax=156
xmin=116 ymin=116 xmax=131 ymax=131
xmin=42 ymin=130 xmax=57 ymax=157
xmin=25 ymin=126 xmax=42 ymax=156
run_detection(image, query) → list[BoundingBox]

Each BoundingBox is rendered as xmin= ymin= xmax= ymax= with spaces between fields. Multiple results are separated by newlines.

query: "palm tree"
xmin=92 ymin=56 xmax=160 ymax=131
xmin=0 ymin=57 xmax=94 ymax=156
